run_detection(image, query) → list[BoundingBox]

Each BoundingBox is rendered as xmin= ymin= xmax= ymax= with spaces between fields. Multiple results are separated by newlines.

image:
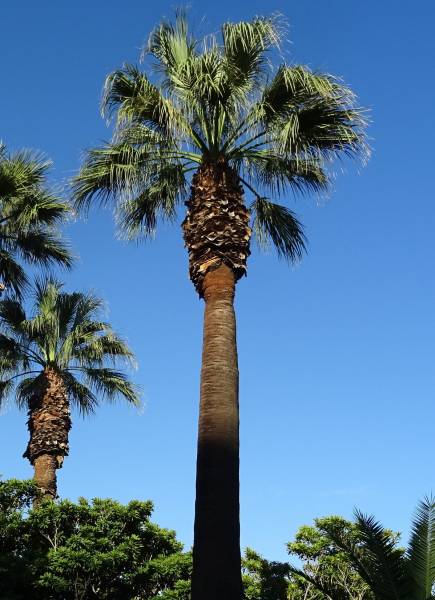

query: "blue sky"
xmin=1 ymin=0 xmax=435 ymax=562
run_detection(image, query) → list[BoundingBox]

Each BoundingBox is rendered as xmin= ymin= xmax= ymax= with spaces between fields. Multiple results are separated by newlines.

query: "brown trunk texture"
xmin=33 ymin=454 xmax=58 ymax=503
xmin=191 ymin=264 xmax=242 ymax=600
xmin=182 ymin=160 xmax=251 ymax=297
xmin=23 ymin=367 xmax=71 ymax=501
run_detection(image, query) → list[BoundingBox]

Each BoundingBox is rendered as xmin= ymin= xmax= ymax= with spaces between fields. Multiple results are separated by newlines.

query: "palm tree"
xmin=0 ymin=279 xmax=139 ymax=501
xmin=72 ymin=14 xmax=368 ymax=599
xmin=0 ymin=144 xmax=72 ymax=297
xmin=291 ymin=497 xmax=435 ymax=600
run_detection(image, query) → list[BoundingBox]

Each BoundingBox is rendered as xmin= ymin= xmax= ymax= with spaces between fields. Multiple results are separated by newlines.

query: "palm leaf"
xmin=0 ymin=146 xmax=72 ymax=296
xmin=15 ymin=376 xmax=39 ymax=410
xmin=351 ymin=511 xmax=410 ymax=600
xmin=242 ymin=152 xmax=328 ymax=197
xmin=14 ymin=231 xmax=73 ymax=269
xmin=117 ymin=161 xmax=186 ymax=239
xmin=70 ymin=334 xmax=134 ymax=367
xmin=62 ymin=371 xmax=98 ymax=415
xmin=72 ymin=142 xmax=162 ymax=212
xmin=82 ymin=367 xmax=140 ymax=406
xmin=250 ymin=198 xmax=306 ymax=261
xmin=222 ymin=16 xmax=281 ymax=94
xmin=103 ymin=64 xmax=189 ymax=140
xmin=257 ymin=65 xmax=347 ymax=123
xmin=407 ymin=496 xmax=435 ymax=599
xmin=2 ymin=193 xmax=69 ymax=229
xmin=0 ymin=298 xmax=26 ymax=332
xmin=146 ymin=9 xmax=197 ymax=95
xmin=0 ymin=378 xmax=15 ymax=409
xmin=0 ymin=251 xmax=27 ymax=298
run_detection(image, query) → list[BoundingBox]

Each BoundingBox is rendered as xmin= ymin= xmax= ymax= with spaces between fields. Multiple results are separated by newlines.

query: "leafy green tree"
xmin=290 ymin=500 xmax=435 ymax=600
xmin=0 ymin=280 xmax=140 ymax=500
xmin=242 ymin=548 xmax=290 ymax=600
xmin=0 ymin=479 xmax=191 ymax=600
xmin=0 ymin=478 xmax=39 ymax=598
xmin=287 ymin=516 xmax=376 ymax=599
xmin=0 ymin=144 xmax=72 ymax=297
xmin=72 ymin=13 xmax=368 ymax=599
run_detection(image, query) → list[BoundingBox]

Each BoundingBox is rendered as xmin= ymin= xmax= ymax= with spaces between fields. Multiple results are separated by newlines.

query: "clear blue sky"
xmin=1 ymin=0 xmax=435 ymax=562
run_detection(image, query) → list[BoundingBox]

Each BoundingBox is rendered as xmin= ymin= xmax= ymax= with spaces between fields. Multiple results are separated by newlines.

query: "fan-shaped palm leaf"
xmin=0 ymin=146 xmax=72 ymax=297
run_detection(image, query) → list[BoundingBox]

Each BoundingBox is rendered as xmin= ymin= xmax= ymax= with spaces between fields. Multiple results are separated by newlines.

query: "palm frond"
xmin=0 ymin=298 xmax=26 ymax=333
xmin=70 ymin=333 xmax=134 ymax=367
xmin=0 ymin=145 xmax=72 ymax=296
xmin=1 ymin=192 xmax=70 ymax=229
xmin=260 ymin=66 xmax=342 ymax=119
xmin=408 ymin=496 xmax=435 ymax=599
xmin=62 ymin=371 xmax=98 ymax=415
xmin=0 ymin=251 xmax=27 ymax=298
xmin=241 ymin=152 xmax=328 ymax=198
xmin=250 ymin=198 xmax=306 ymax=261
xmin=54 ymin=291 xmax=87 ymax=339
xmin=72 ymin=143 xmax=150 ymax=212
xmin=0 ymin=334 xmax=30 ymax=373
xmin=13 ymin=231 xmax=73 ymax=269
xmin=33 ymin=278 xmax=62 ymax=315
xmin=246 ymin=65 xmax=368 ymax=160
xmin=0 ymin=150 xmax=51 ymax=195
xmin=146 ymin=9 xmax=197 ymax=94
xmin=15 ymin=376 xmax=39 ymax=410
xmin=102 ymin=64 xmax=188 ymax=139
xmin=0 ymin=333 xmax=22 ymax=356
xmin=222 ymin=16 xmax=281 ymax=94
xmin=71 ymin=293 xmax=106 ymax=329
xmin=351 ymin=511 xmax=410 ymax=600
xmin=117 ymin=161 xmax=186 ymax=239
xmin=280 ymin=97 xmax=368 ymax=160
xmin=0 ymin=378 xmax=15 ymax=409
xmin=82 ymin=367 xmax=140 ymax=406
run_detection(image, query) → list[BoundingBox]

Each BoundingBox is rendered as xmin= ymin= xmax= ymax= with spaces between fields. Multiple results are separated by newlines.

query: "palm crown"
xmin=0 ymin=279 xmax=139 ymax=413
xmin=0 ymin=144 xmax=72 ymax=297
xmin=73 ymin=13 xmax=367 ymax=263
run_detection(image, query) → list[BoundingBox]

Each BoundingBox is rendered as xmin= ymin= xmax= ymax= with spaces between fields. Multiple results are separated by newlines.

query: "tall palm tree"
xmin=72 ymin=14 xmax=368 ymax=599
xmin=0 ymin=279 xmax=139 ymax=501
xmin=0 ymin=144 xmax=72 ymax=297
xmin=291 ymin=497 xmax=435 ymax=600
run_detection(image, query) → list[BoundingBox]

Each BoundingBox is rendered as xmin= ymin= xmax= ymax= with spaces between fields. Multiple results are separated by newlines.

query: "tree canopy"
xmin=73 ymin=13 xmax=367 ymax=263
xmin=0 ymin=479 xmax=191 ymax=600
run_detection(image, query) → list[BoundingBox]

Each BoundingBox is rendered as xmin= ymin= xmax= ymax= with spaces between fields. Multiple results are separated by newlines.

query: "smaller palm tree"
xmin=291 ymin=497 xmax=435 ymax=600
xmin=0 ymin=144 xmax=72 ymax=297
xmin=0 ymin=279 xmax=140 ymax=500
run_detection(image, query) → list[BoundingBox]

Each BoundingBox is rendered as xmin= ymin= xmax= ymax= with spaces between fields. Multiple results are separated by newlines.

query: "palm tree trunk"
xmin=33 ymin=454 xmax=58 ymax=501
xmin=23 ymin=367 xmax=71 ymax=503
xmin=191 ymin=263 xmax=242 ymax=600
